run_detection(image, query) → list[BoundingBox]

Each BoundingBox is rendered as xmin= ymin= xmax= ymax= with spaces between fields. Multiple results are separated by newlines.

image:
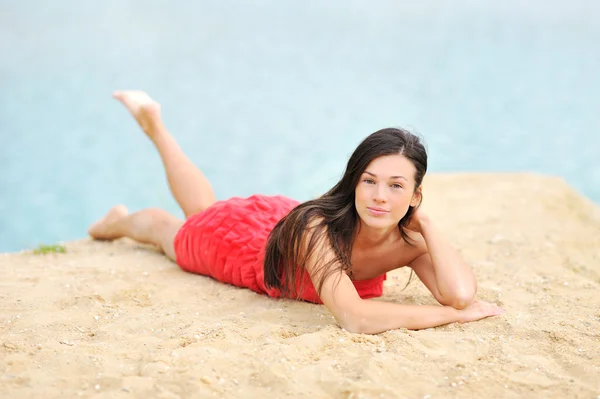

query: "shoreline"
xmin=4 ymin=172 xmax=600 ymax=256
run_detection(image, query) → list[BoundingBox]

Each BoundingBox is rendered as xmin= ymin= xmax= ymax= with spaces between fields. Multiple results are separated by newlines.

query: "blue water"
xmin=1 ymin=1 xmax=599 ymax=252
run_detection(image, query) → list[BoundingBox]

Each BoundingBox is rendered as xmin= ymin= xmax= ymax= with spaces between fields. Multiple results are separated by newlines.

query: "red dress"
xmin=173 ymin=195 xmax=386 ymax=304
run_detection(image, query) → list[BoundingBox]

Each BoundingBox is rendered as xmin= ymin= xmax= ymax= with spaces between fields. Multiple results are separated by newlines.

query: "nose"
xmin=373 ymin=183 xmax=387 ymax=203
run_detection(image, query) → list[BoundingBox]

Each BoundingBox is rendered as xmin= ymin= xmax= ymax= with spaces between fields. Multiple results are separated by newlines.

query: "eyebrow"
xmin=363 ymin=171 xmax=408 ymax=181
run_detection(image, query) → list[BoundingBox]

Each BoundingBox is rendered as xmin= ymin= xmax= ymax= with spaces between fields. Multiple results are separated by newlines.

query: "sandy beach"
xmin=1 ymin=173 xmax=599 ymax=399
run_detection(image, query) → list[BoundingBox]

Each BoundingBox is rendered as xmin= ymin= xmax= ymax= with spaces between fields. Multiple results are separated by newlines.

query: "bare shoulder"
xmin=302 ymin=215 xmax=327 ymax=249
xmin=306 ymin=215 xmax=325 ymax=230
xmin=300 ymin=215 xmax=331 ymax=268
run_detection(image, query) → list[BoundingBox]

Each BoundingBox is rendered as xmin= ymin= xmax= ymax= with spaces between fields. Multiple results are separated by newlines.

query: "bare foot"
xmin=112 ymin=90 xmax=163 ymax=139
xmin=88 ymin=205 xmax=129 ymax=240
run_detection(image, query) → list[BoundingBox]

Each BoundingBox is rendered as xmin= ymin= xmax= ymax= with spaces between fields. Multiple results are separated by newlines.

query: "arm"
xmin=336 ymin=292 xmax=463 ymax=334
xmin=305 ymin=225 xmax=500 ymax=334
xmin=408 ymin=211 xmax=477 ymax=309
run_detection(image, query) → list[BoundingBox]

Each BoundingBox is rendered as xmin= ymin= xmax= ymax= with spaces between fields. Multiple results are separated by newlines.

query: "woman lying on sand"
xmin=89 ymin=90 xmax=504 ymax=334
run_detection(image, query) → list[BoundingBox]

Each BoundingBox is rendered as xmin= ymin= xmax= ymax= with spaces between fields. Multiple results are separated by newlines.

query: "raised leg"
xmin=113 ymin=90 xmax=217 ymax=218
xmin=88 ymin=205 xmax=183 ymax=261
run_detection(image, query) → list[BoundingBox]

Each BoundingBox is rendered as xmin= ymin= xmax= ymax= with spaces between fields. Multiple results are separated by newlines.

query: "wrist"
xmin=446 ymin=306 xmax=463 ymax=323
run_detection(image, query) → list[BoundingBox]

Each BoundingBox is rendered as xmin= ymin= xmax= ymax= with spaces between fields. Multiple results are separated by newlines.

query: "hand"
xmin=457 ymin=300 xmax=504 ymax=324
xmin=405 ymin=207 xmax=429 ymax=233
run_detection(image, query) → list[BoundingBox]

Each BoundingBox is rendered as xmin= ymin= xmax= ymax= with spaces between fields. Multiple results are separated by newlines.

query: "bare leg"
xmin=88 ymin=205 xmax=183 ymax=261
xmin=113 ymin=90 xmax=217 ymax=218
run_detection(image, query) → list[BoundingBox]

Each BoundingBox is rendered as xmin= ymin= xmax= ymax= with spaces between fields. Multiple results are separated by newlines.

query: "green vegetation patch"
xmin=32 ymin=244 xmax=67 ymax=254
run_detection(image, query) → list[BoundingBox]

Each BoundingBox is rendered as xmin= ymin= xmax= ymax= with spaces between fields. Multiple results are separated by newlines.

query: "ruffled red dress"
xmin=173 ymin=195 xmax=385 ymax=303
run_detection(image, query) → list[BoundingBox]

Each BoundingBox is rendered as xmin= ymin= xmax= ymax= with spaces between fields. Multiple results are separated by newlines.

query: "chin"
xmin=359 ymin=213 xmax=397 ymax=230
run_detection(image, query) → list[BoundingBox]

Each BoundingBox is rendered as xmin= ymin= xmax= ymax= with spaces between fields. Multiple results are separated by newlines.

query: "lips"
xmin=367 ymin=207 xmax=389 ymax=215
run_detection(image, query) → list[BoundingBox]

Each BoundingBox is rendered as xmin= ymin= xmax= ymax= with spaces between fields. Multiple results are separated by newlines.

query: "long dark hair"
xmin=264 ymin=128 xmax=428 ymax=298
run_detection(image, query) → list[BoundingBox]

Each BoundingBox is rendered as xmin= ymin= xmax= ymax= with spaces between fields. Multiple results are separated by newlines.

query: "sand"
xmin=1 ymin=173 xmax=599 ymax=399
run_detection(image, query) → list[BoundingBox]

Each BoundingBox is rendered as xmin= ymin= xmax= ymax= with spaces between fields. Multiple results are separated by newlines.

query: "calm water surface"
xmin=1 ymin=1 xmax=599 ymax=252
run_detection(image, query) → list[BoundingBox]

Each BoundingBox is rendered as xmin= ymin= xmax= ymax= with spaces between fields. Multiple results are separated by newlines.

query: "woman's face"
xmin=354 ymin=154 xmax=421 ymax=231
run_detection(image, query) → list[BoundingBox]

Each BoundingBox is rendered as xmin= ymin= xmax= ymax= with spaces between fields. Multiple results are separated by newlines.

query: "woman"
xmin=89 ymin=90 xmax=504 ymax=334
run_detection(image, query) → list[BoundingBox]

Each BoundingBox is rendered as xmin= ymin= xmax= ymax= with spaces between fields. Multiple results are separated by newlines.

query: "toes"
xmin=112 ymin=90 xmax=156 ymax=108
xmin=112 ymin=91 xmax=132 ymax=107
xmin=88 ymin=220 xmax=105 ymax=237
xmin=113 ymin=205 xmax=128 ymax=217
xmin=112 ymin=90 xmax=129 ymax=100
xmin=88 ymin=206 xmax=127 ymax=240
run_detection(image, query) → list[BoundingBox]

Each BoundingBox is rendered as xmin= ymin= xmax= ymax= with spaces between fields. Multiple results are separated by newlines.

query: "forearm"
xmin=420 ymin=219 xmax=477 ymax=301
xmin=346 ymin=300 xmax=461 ymax=334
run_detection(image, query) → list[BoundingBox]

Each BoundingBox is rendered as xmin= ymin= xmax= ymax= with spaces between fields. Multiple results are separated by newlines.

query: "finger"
xmin=490 ymin=307 xmax=504 ymax=316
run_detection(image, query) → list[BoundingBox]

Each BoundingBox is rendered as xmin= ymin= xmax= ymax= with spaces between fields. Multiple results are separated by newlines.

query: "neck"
xmin=355 ymin=220 xmax=399 ymax=247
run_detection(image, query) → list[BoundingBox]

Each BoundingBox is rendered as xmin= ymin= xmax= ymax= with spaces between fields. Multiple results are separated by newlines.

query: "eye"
xmin=391 ymin=183 xmax=403 ymax=189
xmin=363 ymin=179 xmax=375 ymax=184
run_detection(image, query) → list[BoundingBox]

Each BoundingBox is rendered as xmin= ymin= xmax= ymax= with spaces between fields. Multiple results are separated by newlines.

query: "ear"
xmin=410 ymin=185 xmax=422 ymax=207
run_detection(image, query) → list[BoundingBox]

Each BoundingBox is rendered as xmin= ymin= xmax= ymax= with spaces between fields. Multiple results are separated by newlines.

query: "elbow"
xmin=440 ymin=280 xmax=477 ymax=310
xmin=344 ymin=320 xmax=373 ymax=334
xmin=450 ymin=296 xmax=472 ymax=310
xmin=447 ymin=290 xmax=476 ymax=310
xmin=337 ymin=308 xmax=370 ymax=334
xmin=341 ymin=322 xmax=362 ymax=334
xmin=339 ymin=314 xmax=365 ymax=334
